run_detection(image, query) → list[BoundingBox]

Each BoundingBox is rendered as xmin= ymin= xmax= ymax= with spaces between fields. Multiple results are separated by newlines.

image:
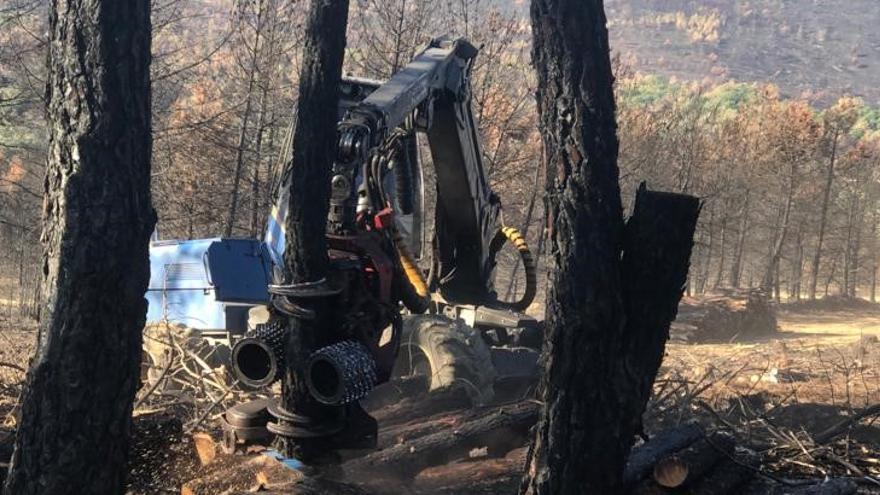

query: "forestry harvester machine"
xmin=143 ymin=37 xmax=541 ymax=452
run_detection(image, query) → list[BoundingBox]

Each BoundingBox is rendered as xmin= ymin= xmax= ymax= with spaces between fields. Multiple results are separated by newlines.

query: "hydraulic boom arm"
xmin=335 ymin=37 xmax=504 ymax=306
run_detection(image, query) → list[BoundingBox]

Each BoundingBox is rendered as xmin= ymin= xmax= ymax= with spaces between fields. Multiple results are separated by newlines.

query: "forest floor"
xmin=1 ymin=301 xmax=880 ymax=493
xmin=655 ymin=302 xmax=880 ymax=488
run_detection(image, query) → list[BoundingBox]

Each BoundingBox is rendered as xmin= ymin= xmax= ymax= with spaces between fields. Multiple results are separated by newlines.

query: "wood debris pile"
xmin=173 ymin=384 xmax=537 ymax=495
xmin=673 ymin=289 xmax=778 ymax=343
xmin=167 ymin=373 xmax=877 ymax=495
xmin=170 ymin=404 xmax=874 ymax=494
xmin=137 ymin=324 xmax=268 ymax=432
xmin=626 ymin=422 xmax=873 ymax=495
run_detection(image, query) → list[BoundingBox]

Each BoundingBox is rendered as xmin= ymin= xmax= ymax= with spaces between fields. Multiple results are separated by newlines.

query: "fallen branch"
xmin=813 ymin=403 xmax=880 ymax=445
xmin=786 ymin=478 xmax=858 ymax=495
xmin=0 ymin=362 xmax=24 ymax=373
xmin=186 ymin=382 xmax=236 ymax=433
xmin=134 ymin=353 xmax=174 ymax=411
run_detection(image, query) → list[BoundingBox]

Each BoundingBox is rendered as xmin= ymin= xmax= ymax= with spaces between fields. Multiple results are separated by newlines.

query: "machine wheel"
xmin=395 ymin=314 xmax=496 ymax=405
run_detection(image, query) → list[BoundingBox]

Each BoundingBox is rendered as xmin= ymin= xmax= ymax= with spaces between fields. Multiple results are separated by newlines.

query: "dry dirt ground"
xmin=653 ymin=302 xmax=880 ymax=486
xmin=1 ymin=303 xmax=880 ymax=493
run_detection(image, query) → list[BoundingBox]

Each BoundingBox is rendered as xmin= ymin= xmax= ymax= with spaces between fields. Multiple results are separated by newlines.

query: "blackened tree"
xmin=522 ymin=1 xmax=700 ymax=493
xmin=275 ymin=0 xmax=350 ymax=459
xmin=4 ymin=0 xmax=155 ymax=493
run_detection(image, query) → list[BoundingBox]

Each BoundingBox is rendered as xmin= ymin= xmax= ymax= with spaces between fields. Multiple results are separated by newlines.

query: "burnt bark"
xmin=729 ymin=190 xmax=751 ymax=288
xmin=809 ymin=129 xmax=839 ymax=300
xmin=522 ymin=2 xmax=700 ymax=493
xmin=276 ymin=0 xmax=349 ymax=458
xmin=622 ymin=422 xmax=703 ymax=486
xmin=762 ymin=162 xmax=797 ymax=291
xmin=619 ymin=187 xmax=701 ymax=437
xmin=4 ymin=0 xmax=155 ymax=493
xmin=522 ymin=0 xmax=626 ymax=492
xmin=632 ymin=432 xmax=735 ymax=492
xmin=225 ymin=0 xmax=266 ymax=238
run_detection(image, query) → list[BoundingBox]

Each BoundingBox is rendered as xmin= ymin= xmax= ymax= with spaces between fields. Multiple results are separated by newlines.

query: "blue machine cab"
xmin=145 ymin=238 xmax=272 ymax=335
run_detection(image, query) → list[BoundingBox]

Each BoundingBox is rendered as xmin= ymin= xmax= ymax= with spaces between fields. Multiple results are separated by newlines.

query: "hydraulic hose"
xmin=392 ymin=228 xmax=430 ymax=314
xmin=491 ymin=226 xmax=537 ymax=312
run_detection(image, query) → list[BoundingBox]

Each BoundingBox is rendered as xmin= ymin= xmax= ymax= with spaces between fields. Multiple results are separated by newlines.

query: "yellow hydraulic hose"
xmin=494 ymin=226 xmax=537 ymax=312
xmin=392 ymin=229 xmax=430 ymax=313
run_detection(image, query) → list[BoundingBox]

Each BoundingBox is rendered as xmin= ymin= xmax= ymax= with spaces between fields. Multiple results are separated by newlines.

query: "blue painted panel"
xmin=145 ymin=285 xmax=226 ymax=329
xmin=207 ymin=239 xmax=271 ymax=303
xmin=148 ymin=238 xmax=217 ymax=290
xmin=145 ymin=238 xmax=271 ymax=331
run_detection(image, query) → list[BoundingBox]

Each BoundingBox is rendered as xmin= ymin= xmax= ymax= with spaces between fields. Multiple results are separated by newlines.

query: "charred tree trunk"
xmin=871 ymin=205 xmax=878 ymax=302
xmin=698 ymin=206 xmax=715 ymax=294
xmin=521 ymin=1 xmax=700 ymax=493
xmin=729 ymin=190 xmax=751 ymax=288
xmin=713 ymin=207 xmax=728 ymax=289
xmin=809 ymin=129 xmax=839 ymax=300
xmin=522 ymin=2 xmax=625 ymax=489
xmin=762 ymin=162 xmax=797 ymax=291
xmin=249 ymin=87 xmax=270 ymax=238
xmin=4 ymin=0 xmax=155 ymax=493
xmin=224 ymin=3 xmax=264 ymax=238
xmin=275 ymin=0 xmax=349 ymax=459
xmin=791 ymin=225 xmax=805 ymax=301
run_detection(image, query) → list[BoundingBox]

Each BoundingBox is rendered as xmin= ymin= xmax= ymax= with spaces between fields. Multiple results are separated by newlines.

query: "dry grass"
xmin=0 ymin=317 xmax=35 ymax=428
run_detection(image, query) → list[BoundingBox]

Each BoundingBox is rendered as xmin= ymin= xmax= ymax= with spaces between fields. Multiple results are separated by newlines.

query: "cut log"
xmin=369 ymin=387 xmax=472 ymax=427
xmin=346 ymin=400 xmax=538 ymax=476
xmin=191 ymin=433 xmax=216 ymax=466
xmin=652 ymin=458 xmax=688 ymax=488
xmin=412 ymin=447 xmax=527 ymax=492
xmin=689 ymin=450 xmax=758 ymax=495
xmin=623 ymin=422 xmax=703 ymax=486
xmin=633 ymin=432 xmax=735 ymax=493
xmin=378 ymin=410 xmax=468 ymax=449
xmin=377 ymin=397 xmax=532 ymax=450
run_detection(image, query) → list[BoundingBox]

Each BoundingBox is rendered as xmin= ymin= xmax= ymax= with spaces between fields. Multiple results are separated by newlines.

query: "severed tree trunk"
xmin=522 ymin=1 xmax=700 ymax=493
xmin=275 ymin=0 xmax=350 ymax=458
xmin=4 ymin=0 xmax=155 ymax=493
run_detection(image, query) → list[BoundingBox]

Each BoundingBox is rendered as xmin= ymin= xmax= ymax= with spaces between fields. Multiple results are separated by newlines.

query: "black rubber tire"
xmin=396 ymin=314 xmax=496 ymax=405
